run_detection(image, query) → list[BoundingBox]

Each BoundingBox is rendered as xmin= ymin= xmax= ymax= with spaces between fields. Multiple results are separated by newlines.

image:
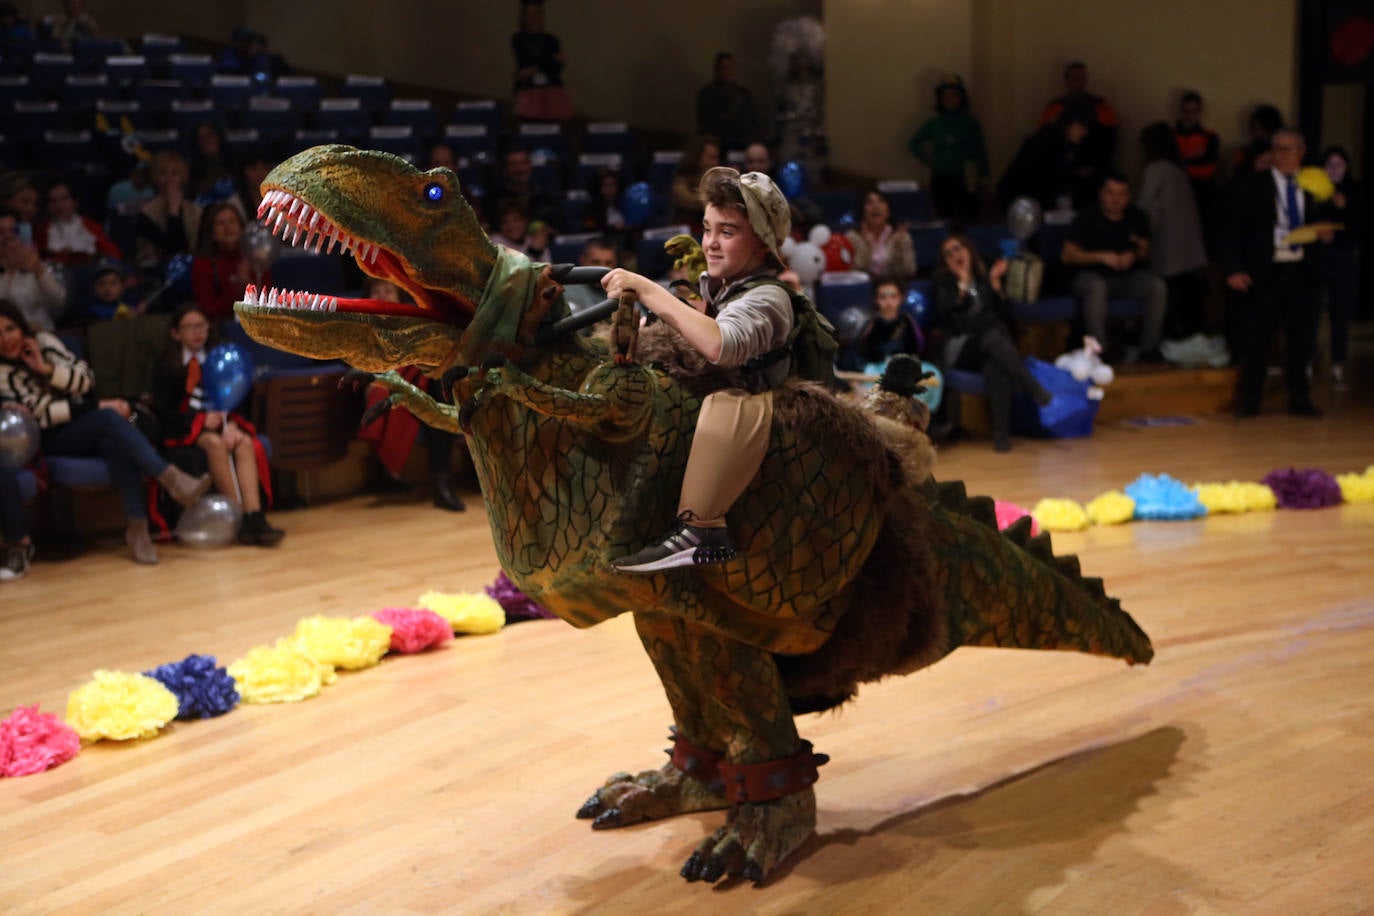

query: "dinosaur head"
xmin=233 ymin=145 xmax=504 ymax=373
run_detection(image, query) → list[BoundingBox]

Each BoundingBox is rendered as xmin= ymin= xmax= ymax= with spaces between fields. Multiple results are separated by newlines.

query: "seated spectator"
xmin=909 ymin=74 xmax=990 ymax=222
xmin=1320 ymin=146 xmax=1360 ymax=389
xmin=844 ymin=188 xmax=916 ymax=285
xmin=36 ymin=179 xmax=123 ymax=267
xmin=932 ymin=233 xmax=1052 ymax=452
xmin=582 ymin=168 xmax=632 ymax=256
xmin=150 ymin=303 xmax=283 ymax=545
xmin=997 ymin=118 xmax=1093 ymax=212
xmin=743 ymin=142 xmax=774 ymax=177
xmin=1062 ymin=173 xmax=1167 ymax=361
xmin=136 ymin=151 xmax=203 ymax=270
xmin=0 ymin=459 xmax=32 ymax=581
xmin=491 ymin=149 xmax=559 ymax=227
xmin=853 ymin=278 xmax=924 ymax=369
xmin=671 ymin=134 xmax=721 ymax=229
xmin=427 ymin=143 xmax=457 ymax=171
xmin=696 ymin=52 xmax=760 ymax=151
xmin=190 ymin=122 xmax=237 ymax=200
xmin=55 ymin=0 xmax=99 ymax=48
xmin=1172 ymin=91 xmax=1220 ymax=233
xmin=218 ymin=25 xmax=289 ymax=79
xmin=488 ymin=200 xmax=550 ymax=260
xmin=0 ymin=299 xmax=210 ymax=564
xmin=565 ymin=236 xmax=617 ymax=313
xmin=0 ymin=208 xmax=66 ymax=331
xmin=511 ymin=0 xmax=572 ymax=122
xmin=106 ymin=161 xmax=155 ymax=219
xmin=0 ymin=172 xmax=39 ymax=244
xmin=69 ymin=258 xmax=138 ymax=325
xmin=1038 ymin=61 xmax=1118 ymax=197
xmin=192 ymin=203 xmax=263 ymax=324
xmin=234 ymin=149 xmax=273 ymax=221
xmin=1138 ymin=123 xmax=1208 ymax=339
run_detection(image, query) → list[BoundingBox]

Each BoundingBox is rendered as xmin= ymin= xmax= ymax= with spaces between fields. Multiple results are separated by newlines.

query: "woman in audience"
xmin=189 ymin=122 xmax=236 ymax=200
xmin=0 ymin=299 xmax=210 ymax=563
xmin=234 ymin=149 xmax=274 ymax=221
xmin=135 ymin=151 xmax=203 ymax=270
xmin=671 ymin=135 xmax=721 ymax=229
xmin=932 ymin=233 xmax=1052 ymax=452
xmin=0 ymin=459 xmax=33 ymax=581
xmin=191 ymin=203 xmax=260 ymax=325
xmin=845 ymin=188 xmax=917 ymax=285
xmin=582 ymin=168 xmax=630 ymax=256
xmin=36 ymin=179 xmax=124 ymax=267
xmin=1138 ymin=122 xmax=1208 ymax=339
xmin=0 ymin=208 xmax=66 ymax=331
xmin=151 ymin=303 xmax=283 ymax=546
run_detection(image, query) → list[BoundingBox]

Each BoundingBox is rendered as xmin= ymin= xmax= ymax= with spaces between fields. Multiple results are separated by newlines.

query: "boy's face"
xmin=702 ymin=204 xmax=768 ymax=282
xmin=172 ymin=311 xmax=210 ymax=353
xmin=499 ymin=210 xmax=528 ymax=240
xmin=875 ymin=283 xmax=903 ymax=320
xmin=93 ymin=272 xmax=123 ymax=303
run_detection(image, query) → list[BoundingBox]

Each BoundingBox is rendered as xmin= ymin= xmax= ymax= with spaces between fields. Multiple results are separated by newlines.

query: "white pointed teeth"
xmin=258 ymin=189 xmax=380 ymax=264
xmin=250 ymin=285 xmax=339 ymax=313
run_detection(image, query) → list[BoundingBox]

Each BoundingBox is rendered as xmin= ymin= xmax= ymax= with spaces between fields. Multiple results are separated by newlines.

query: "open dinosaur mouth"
xmin=253 ymin=188 xmax=468 ymax=323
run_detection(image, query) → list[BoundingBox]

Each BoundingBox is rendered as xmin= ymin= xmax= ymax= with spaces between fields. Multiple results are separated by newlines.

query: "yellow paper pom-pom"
xmin=1337 ymin=471 xmax=1374 ymax=504
xmin=229 ymin=642 xmax=335 ymax=704
xmin=289 ymin=615 xmax=393 ymax=670
xmin=1086 ymin=490 xmax=1136 ymax=526
xmin=1297 ymin=165 xmax=1335 ymax=202
xmin=1193 ymin=481 xmax=1277 ymax=513
xmin=418 ymin=591 xmax=506 ymax=635
xmin=65 ymin=670 xmax=180 ymax=742
xmin=1031 ymin=498 xmax=1090 ymax=532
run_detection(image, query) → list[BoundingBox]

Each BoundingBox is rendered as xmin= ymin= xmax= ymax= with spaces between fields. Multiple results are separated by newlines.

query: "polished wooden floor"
xmin=2 ymin=367 xmax=1373 ymax=914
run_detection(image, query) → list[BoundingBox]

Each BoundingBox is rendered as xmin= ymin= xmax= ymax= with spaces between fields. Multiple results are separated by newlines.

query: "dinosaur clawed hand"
xmin=575 ymin=761 xmax=730 ymax=829
xmin=340 ymin=369 xmax=376 ymax=393
xmin=679 ymin=790 xmax=817 ymax=886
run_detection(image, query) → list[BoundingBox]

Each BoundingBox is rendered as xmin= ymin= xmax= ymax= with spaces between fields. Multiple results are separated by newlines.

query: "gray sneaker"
xmin=0 ymin=543 xmax=33 ymax=582
xmin=612 ymin=515 xmax=738 ymax=574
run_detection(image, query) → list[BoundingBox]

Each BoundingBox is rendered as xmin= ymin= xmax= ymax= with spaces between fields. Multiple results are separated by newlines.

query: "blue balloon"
xmin=836 ymin=210 xmax=857 ymax=231
xmin=202 ymin=343 xmax=255 ymax=412
xmin=620 ymin=181 xmax=654 ymax=228
xmin=165 ymin=253 xmax=194 ymax=292
xmin=903 ymin=288 xmax=932 ymax=328
xmin=778 ymin=160 xmax=806 ymax=198
xmin=999 ymin=238 xmax=1020 ymax=261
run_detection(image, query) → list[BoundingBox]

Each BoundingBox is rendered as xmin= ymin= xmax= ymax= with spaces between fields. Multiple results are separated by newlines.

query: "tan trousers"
xmin=678 ymin=389 xmax=773 ymax=528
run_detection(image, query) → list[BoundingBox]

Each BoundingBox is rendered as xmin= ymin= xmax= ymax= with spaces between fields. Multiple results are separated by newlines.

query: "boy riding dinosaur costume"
xmin=235 ymin=146 xmax=1152 ymax=885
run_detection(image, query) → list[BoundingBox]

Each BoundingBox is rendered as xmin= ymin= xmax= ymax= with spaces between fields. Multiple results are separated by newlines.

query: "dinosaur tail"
xmin=778 ymin=478 xmax=1152 ymax=714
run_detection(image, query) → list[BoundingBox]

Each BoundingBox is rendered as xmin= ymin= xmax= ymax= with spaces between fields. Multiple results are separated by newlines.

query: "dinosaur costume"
xmin=234 ymin=146 xmax=1153 ymax=885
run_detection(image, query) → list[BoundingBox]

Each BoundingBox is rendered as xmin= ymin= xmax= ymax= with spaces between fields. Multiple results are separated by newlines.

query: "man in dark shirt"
xmin=1038 ymin=62 xmax=1118 ymax=200
xmin=696 ymin=53 xmax=760 ymax=151
xmin=489 ymin=149 xmax=560 ymax=229
xmin=1063 ymin=172 xmax=1167 ymax=360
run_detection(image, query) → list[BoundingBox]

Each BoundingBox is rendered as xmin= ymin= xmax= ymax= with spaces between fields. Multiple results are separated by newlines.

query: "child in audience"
xmin=489 ymin=201 xmax=551 ymax=260
xmin=36 ymin=180 xmax=123 ymax=266
xmin=192 ymin=203 xmax=263 ymax=324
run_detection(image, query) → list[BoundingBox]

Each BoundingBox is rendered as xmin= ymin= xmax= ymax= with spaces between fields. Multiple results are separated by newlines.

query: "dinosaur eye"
xmin=424 ymin=183 xmax=444 ymax=202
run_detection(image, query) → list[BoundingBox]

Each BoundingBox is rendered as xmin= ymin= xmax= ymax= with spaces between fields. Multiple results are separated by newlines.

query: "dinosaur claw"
xmin=742 ymin=861 xmax=764 ymax=884
xmin=700 ymin=855 xmax=726 ymax=883
xmin=360 ymin=395 xmax=395 ymax=427
xmin=549 ymin=263 xmax=574 ymax=282
xmin=340 ymin=369 xmax=375 ymax=392
xmin=680 ymin=853 xmax=703 ymax=881
xmin=439 ymin=364 xmax=470 ymax=401
xmin=479 ymin=353 xmax=508 ymax=373
xmin=591 ymin=808 xmax=623 ymax=830
xmin=458 ymin=396 xmax=478 ymax=434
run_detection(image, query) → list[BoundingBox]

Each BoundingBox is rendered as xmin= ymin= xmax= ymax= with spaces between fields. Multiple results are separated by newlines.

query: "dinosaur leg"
xmin=577 ymin=611 xmax=818 ymax=885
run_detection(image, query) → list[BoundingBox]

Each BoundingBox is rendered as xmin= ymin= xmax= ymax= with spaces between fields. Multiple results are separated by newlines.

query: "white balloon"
xmin=176 ymin=495 xmax=243 ymax=548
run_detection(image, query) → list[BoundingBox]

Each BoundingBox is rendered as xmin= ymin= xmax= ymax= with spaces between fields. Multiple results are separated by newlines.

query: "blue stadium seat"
xmin=365 ymin=125 xmax=420 ymax=162
xmin=514 ymin=122 xmax=566 ymax=159
xmin=271 ymin=254 xmax=349 ymax=296
xmin=806 ymin=189 xmax=857 ymax=225
xmin=0 ymin=134 xmax=16 ymax=169
xmin=0 ymin=75 xmax=37 ymax=105
xmin=384 ymin=99 xmax=438 ymax=139
xmin=574 ymin=152 xmax=622 ymax=188
xmin=72 ymin=36 xmax=127 ymax=70
xmin=582 ymin=121 xmax=633 ymax=158
xmin=241 ymin=96 xmax=300 ymax=142
xmin=222 ymin=128 xmax=262 ymax=158
xmin=136 ymin=128 xmax=184 ymax=154
xmin=440 ymin=123 xmax=495 ymax=161
xmin=314 ymin=98 xmax=371 ymax=141
xmin=908 ymin=222 xmax=949 ymax=273
xmin=8 ymin=101 xmax=70 ymax=140
xmin=944 ymin=368 xmax=986 ymax=395
xmin=560 ymin=190 xmax=590 ymax=230
xmin=58 ymin=73 xmax=110 ymax=109
xmin=636 ymin=224 xmax=690 ymax=279
xmin=133 ymin=79 xmax=187 ymax=113
xmin=207 ymin=74 xmax=255 ymax=112
xmin=965 ymin=223 xmax=1014 ymax=262
xmin=550 ymin=231 xmax=599 ymax=264
xmin=1013 ymin=295 xmax=1077 ymax=324
xmin=286 ymin=129 xmax=341 ymax=155
xmin=452 ymin=98 xmax=501 ymax=132
xmin=878 ymin=180 xmax=932 ymax=223
xmin=167 ymin=98 xmax=223 ymax=134
xmin=647 ymin=150 xmax=682 ymax=193
xmin=167 ymin=53 xmax=214 ymax=89
xmin=274 ymin=76 xmax=323 ymax=111
xmin=815 ymin=271 xmax=874 ymax=322
xmin=1036 ymin=220 xmax=1072 ymax=262
xmin=95 ymin=99 xmax=149 ymax=130
xmin=40 ymin=130 xmax=100 ymax=171
xmin=340 ymin=74 xmax=391 ymax=113
xmin=138 ymin=33 xmax=182 ymax=67
xmin=102 ymin=54 xmax=149 ymax=87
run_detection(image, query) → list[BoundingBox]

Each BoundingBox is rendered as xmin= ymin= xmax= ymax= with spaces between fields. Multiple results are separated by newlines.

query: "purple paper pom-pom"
xmin=1262 ymin=468 xmax=1343 ymax=510
xmin=144 ymin=654 xmax=241 ymax=720
xmin=485 ymin=571 xmax=557 ymax=622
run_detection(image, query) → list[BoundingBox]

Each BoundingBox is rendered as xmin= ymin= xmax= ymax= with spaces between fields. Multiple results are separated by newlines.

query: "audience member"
xmin=491 ymin=149 xmax=559 ymax=227
xmin=0 ymin=172 xmax=39 ymax=244
xmin=1319 ymin=146 xmax=1360 ymax=390
xmin=696 ymin=52 xmax=760 ymax=151
xmin=0 ymin=3 xmax=36 ymax=42
xmin=0 ymin=459 xmax=31 ymax=581
xmin=672 ymin=135 xmax=721 ymax=229
xmin=55 ymin=0 xmax=98 ymax=48
xmin=106 ymin=161 xmax=155 ymax=219
xmin=908 ymin=75 xmax=990 ymax=222
xmin=845 ymin=189 xmax=917 ymax=285
xmin=774 ymin=45 xmax=826 ymax=175
xmin=136 ymin=151 xmax=203 ymax=269
xmin=70 ymin=258 xmax=137 ymax=325
xmin=189 ymin=122 xmax=236 ymax=199
xmin=1172 ymin=91 xmax=1220 ymax=231
xmin=0 ymin=208 xmax=66 ymax=331
xmin=1037 ymin=61 xmax=1118 ymax=193
xmin=854 ymin=278 xmax=924 ymax=369
xmin=565 ymin=237 xmax=618 ymax=313
xmin=0 ymin=299 xmax=210 ymax=564
xmin=1063 ymin=173 xmax=1167 ymax=360
xmin=217 ymin=25 xmax=288 ymax=79
xmin=1223 ymin=129 xmax=1331 ymax=419
xmin=191 ymin=203 xmax=262 ymax=324
xmin=996 ymin=117 xmax=1094 ymax=212
xmin=36 ymin=179 xmax=123 ymax=267
xmin=1138 ymin=122 xmax=1208 ymax=338
xmin=511 ymin=0 xmax=572 ymax=122
xmin=932 ymin=233 xmax=1052 ymax=452
xmin=488 ymin=200 xmax=550 ymax=261
xmin=1236 ymin=104 xmax=1284 ymax=174
xmin=150 ymin=303 xmax=283 ymax=545
xmin=427 ymin=143 xmax=457 ymax=171
xmin=234 ymin=149 xmax=273 ymax=220
xmin=582 ymin=169 xmax=631 ymax=255
xmin=744 ymin=142 xmax=774 ymax=177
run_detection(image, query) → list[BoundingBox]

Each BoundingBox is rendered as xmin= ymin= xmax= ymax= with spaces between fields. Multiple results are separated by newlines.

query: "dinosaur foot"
xmin=680 ymin=788 xmax=817 ymax=885
xmin=575 ymin=761 xmax=729 ymax=829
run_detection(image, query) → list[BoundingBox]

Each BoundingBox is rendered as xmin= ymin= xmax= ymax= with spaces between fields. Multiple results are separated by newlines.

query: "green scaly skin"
xmin=234 ymin=146 xmax=1153 ymax=886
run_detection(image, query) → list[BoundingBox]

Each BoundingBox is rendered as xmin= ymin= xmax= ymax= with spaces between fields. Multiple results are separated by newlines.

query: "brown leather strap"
xmin=668 ymin=726 xmax=724 ymax=783
xmin=716 ymin=740 xmax=828 ymax=804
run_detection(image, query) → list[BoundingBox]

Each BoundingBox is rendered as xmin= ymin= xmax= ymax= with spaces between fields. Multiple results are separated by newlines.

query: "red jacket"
xmin=192 ymin=250 xmax=269 ymax=321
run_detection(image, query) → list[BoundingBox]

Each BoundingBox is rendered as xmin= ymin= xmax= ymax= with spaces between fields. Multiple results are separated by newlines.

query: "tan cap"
xmin=701 ymin=166 xmax=792 ymax=265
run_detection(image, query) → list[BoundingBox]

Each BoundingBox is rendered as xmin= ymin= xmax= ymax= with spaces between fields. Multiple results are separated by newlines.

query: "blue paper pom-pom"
xmin=1124 ymin=473 xmax=1207 ymax=521
xmin=144 ymin=654 xmax=241 ymax=720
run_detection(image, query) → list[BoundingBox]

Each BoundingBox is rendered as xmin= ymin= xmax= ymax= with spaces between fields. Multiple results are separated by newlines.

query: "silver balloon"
xmin=0 ymin=405 xmax=40 ymax=470
xmin=1006 ymin=196 xmax=1043 ymax=242
xmin=176 ymin=495 xmax=243 ymax=549
xmin=242 ymin=221 xmax=281 ymax=273
xmin=834 ymin=306 xmax=872 ymax=347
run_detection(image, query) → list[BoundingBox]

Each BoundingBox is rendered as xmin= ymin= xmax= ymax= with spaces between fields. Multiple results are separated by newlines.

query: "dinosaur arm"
xmin=367 ymin=370 xmax=463 ymax=431
xmin=481 ymin=362 xmax=650 ymax=441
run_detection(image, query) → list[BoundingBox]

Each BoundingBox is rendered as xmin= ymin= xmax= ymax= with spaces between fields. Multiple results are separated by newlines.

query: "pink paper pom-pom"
xmin=0 ymin=705 xmax=81 ymax=778
xmin=371 ymin=608 xmax=453 ymax=654
xmin=994 ymin=500 xmax=1040 ymax=536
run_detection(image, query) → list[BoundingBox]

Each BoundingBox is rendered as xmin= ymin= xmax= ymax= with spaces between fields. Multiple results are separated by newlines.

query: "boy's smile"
xmin=702 ymin=204 xmax=769 ymax=283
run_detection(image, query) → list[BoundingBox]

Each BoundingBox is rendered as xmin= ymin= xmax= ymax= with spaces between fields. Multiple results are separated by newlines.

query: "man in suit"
xmin=1223 ymin=128 xmax=1332 ymax=418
